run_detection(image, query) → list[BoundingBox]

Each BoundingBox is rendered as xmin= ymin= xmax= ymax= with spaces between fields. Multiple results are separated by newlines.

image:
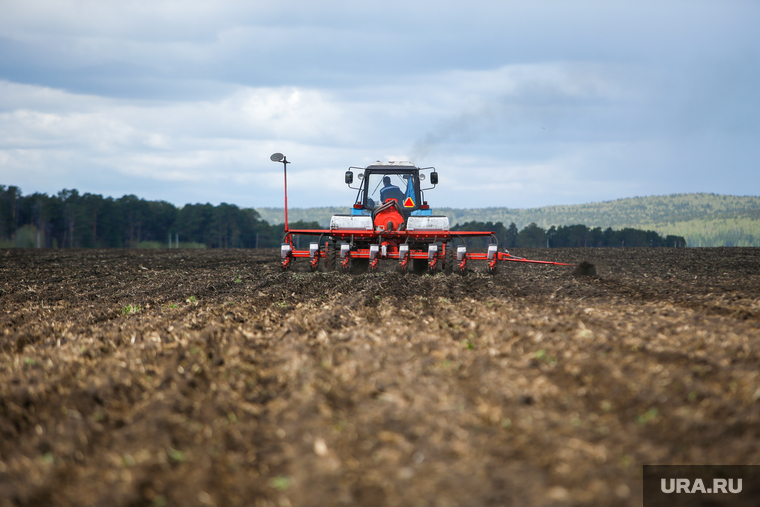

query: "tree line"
xmin=451 ymin=221 xmax=686 ymax=248
xmin=438 ymin=193 xmax=760 ymax=230
xmin=0 ymin=185 xmax=319 ymax=249
xmin=1 ymin=185 xmax=686 ymax=249
xmin=256 ymin=193 xmax=760 ymax=247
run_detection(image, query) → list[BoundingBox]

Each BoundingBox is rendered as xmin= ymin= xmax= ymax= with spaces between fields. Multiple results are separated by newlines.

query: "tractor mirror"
xmin=430 ymin=172 xmax=438 ymax=185
xmin=345 ymin=171 xmax=353 ymax=184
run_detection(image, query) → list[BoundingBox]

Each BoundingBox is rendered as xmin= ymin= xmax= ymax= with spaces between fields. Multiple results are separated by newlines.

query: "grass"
xmin=166 ymin=447 xmax=186 ymax=462
xmin=122 ymin=304 xmax=141 ymax=315
xmin=136 ymin=241 xmax=164 ymax=249
xmin=535 ymin=349 xmax=558 ymax=366
xmin=136 ymin=241 xmax=206 ymax=249
xmin=269 ymin=476 xmax=292 ymax=491
xmin=636 ymin=407 xmax=659 ymax=425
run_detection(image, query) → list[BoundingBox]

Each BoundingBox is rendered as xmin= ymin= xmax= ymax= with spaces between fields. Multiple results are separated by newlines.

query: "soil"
xmin=1 ymin=247 xmax=759 ymax=507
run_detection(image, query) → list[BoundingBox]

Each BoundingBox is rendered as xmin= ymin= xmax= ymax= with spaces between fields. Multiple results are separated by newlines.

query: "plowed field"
xmin=2 ymin=247 xmax=759 ymax=507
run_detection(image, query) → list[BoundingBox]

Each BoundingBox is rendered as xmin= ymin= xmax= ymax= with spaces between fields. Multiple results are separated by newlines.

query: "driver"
xmin=380 ymin=176 xmax=403 ymax=203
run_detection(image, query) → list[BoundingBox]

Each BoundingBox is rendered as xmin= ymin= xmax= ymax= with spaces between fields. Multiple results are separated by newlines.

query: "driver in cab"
xmin=380 ymin=176 xmax=405 ymax=203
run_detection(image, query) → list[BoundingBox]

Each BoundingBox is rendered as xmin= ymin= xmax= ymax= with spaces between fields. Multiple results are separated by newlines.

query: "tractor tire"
xmin=444 ymin=243 xmax=455 ymax=275
xmin=325 ymin=241 xmax=336 ymax=272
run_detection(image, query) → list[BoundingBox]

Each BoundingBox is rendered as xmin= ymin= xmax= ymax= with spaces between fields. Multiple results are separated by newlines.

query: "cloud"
xmin=0 ymin=0 xmax=758 ymax=210
xmin=4 ymin=1 xmax=755 ymax=94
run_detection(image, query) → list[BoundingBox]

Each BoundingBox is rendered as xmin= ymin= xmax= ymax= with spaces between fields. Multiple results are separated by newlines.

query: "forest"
xmin=1 ymin=185 xmax=685 ymax=249
xmin=0 ymin=185 xmax=319 ymax=249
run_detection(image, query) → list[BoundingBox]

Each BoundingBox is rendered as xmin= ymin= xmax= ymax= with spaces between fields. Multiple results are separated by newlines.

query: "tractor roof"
xmin=365 ymin=161 xmax=417 ymax=170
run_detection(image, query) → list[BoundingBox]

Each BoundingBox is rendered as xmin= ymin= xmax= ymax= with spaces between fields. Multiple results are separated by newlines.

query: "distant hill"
xmin=257 ymin=193 xmax=760 ymax=247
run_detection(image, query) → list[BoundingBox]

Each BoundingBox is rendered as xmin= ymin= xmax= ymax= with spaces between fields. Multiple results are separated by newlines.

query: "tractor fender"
xmin=406 ymin=216 xmax=450 ymax=232
xmin=330 ymin=215 xmax=373 ymax=231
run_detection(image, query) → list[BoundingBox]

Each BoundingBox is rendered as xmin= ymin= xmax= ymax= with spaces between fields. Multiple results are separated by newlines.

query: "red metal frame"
xmin=280 ymin=228 xmax=577 ymax=273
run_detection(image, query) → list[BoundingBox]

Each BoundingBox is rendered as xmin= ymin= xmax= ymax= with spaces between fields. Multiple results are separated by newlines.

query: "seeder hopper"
xmin=270 ymin=154 xmax=586 ymax=275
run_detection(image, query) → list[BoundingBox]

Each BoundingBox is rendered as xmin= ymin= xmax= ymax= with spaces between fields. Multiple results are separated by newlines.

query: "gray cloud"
xmin=0 ymin=0 xmax=758 ymax=209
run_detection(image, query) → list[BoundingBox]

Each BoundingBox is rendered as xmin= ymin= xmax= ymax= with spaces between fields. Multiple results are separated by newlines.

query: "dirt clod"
xmin=573 ymin=260 xmax=597 ymax=277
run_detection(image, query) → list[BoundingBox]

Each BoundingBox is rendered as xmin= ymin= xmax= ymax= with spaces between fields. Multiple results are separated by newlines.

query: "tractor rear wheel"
xmin=325 ymin=241 xmax=336 ymax=272
xmin=444 ymin=243 xmax=455 ymax=275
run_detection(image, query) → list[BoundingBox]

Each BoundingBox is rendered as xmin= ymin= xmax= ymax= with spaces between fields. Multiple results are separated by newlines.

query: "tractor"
xmin=271 ymin=154 xmax=581 ymax=274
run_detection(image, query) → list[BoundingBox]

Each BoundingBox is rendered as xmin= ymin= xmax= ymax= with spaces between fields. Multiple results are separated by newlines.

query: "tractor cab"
xmin=345 ymin=161 xmax=438 ymax=218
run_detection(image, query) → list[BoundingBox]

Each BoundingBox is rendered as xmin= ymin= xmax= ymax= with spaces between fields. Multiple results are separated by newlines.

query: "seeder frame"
xmin=280 ymin=228 xmax=577 ymax=274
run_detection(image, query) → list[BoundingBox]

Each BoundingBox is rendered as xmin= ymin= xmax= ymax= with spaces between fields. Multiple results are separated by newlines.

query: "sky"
xmin=1 ymin=0 xmax=759 ymax=210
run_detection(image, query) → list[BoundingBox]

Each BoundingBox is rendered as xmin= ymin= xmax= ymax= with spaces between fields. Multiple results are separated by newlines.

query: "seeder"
xmin=270 ymin=154 xmax=582 ymax=274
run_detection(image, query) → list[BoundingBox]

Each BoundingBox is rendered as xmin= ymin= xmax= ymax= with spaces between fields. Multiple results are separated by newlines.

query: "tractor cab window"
xmin=366 ymin=173 xmax=416 ymax=210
